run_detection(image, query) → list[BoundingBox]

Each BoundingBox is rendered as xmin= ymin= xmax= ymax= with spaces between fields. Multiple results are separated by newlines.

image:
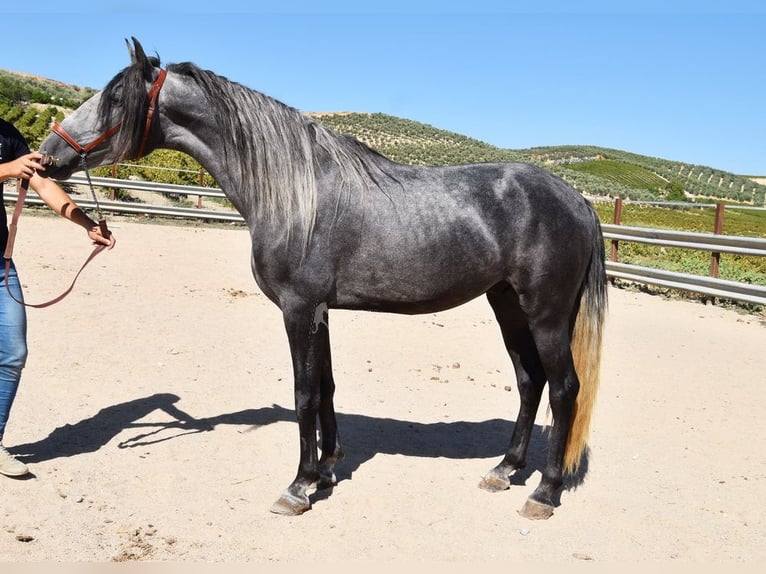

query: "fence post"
xmin=709 ymin=203 xmax=725 ymax=278
xmin=197 ymin=168 xmax=204 ymax=208
xmin=610 ymin=197 xmax=623 ymax=262
xmin=109 ymin=164 xmax=117 ymax=200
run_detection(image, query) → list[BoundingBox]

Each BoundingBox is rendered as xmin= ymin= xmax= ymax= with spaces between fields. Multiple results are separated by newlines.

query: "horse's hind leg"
xmin=519 ymin=312 xmax=580 ymax=520
xmin=480 ymin=284 xmax=547 ymax=492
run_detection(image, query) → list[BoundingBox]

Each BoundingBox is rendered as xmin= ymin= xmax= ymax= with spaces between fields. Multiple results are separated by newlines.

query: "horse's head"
xmin=40 ymin=37 xmax=166 ymax=180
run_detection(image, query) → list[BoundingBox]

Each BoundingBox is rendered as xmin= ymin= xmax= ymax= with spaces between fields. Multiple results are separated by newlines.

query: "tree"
xmin=665 ymin=179 xmax=686 ymax=201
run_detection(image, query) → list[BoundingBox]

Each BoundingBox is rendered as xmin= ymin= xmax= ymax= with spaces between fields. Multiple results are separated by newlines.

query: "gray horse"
xmin=40 ymin=38 xmax=607 ymax=520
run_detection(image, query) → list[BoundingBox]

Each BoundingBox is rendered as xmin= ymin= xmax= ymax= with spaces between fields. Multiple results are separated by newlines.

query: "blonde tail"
xmin=563 ymin=209 xmax=608 ymax=475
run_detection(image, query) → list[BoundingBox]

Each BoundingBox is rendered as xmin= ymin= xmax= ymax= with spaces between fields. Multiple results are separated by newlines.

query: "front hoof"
xmin=270 ymin=491 xmax=311 ymax=516
xmin=479 ymin=471 xmax=511 ymax=492
xmin=518 ymin=498 xmax=554 ymax=520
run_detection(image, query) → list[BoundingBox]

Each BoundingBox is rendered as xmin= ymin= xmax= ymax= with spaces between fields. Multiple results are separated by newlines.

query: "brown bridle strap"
xmin=136 ymin=68 xmax=167 ymax=161
xmin=51 ymin=122 xmax=121 ymax=156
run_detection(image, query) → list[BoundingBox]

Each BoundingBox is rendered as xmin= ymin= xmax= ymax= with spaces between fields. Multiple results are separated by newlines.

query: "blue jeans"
xmin=0 ymin=261 xmax=28 ymax=443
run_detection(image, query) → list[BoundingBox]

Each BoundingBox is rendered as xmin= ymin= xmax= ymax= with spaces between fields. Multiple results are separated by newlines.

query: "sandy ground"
xmin=0 ymin=213 xmax=764 ymax=564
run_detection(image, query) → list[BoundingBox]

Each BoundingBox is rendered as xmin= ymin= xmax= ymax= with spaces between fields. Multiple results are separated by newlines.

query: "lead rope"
xmin=2 ymin=159 xmax=109 ymax=308
xmin=80 ymin=153 xmax=111 ymax=239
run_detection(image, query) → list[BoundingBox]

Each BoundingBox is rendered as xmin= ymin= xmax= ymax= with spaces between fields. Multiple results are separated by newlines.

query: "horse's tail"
xmin=564 ymin=205 xmax=608 ymax=475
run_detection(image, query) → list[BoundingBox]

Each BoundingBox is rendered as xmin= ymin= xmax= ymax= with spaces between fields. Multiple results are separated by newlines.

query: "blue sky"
xmin=3 ymin=1 xmax=765 ymax=175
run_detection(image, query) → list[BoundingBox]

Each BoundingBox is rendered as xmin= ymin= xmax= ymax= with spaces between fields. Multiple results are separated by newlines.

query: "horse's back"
xmin=382 ymin=160 xmax=595 ymax=233
xmin=368 ymin=160 xmax=599 ymax=273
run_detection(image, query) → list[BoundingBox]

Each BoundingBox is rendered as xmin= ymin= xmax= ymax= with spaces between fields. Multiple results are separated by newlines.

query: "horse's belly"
xmin=333 ymin=261 xmax=501 ymax=314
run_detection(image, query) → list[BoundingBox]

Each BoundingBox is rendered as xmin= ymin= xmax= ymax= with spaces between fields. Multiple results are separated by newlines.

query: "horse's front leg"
xmin=270 ymin=299 xmax=332 ymax=516
xmin=317 ymin=333 xmax=343 ymax=489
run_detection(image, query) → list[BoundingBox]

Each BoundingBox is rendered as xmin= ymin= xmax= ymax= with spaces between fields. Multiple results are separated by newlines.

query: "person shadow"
xmin=10 ymin=392 xmax=589 ymax=505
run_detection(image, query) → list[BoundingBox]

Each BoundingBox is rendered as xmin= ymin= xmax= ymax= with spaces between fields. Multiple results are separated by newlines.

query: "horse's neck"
xmin=164 ymin=126 xmax=252 ymax=216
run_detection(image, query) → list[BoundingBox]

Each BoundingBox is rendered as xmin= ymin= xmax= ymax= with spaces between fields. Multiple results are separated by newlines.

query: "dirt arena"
xmin=1 ymin=214 xmax=764 ymax=563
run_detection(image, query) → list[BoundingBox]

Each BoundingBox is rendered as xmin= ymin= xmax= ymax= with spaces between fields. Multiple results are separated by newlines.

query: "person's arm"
xmin=30 ymin=171 xmax=115 ymax=249
xmin=3 ymin=152 xmax=115 ymax=249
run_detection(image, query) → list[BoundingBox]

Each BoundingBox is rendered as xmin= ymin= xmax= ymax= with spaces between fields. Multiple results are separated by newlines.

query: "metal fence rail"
xmin=5 ymin=192 xmax=245 ymax=223
xmin=605 ymin=261 xmax=766 ymax=305
xmin=65 ymin=174 xmax=227 ymax=199
xmin=601 ymin=224 xmax=766 ymax=256
xmin=6 ymin=176 xmax=766 ymax=306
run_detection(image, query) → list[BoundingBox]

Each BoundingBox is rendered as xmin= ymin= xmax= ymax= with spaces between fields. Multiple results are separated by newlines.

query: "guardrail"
xmin=605 ymin=262 xmax=766 ymax=305
xmin=600 ymin=223 xmax=766 ymax=304
xmin=6 ymin=176 xmax=766 ymax=306
xmin=5 ymin=174 xmax=243 ymax=223
xmin=601 ymin=224 xmax=766 ymax=257
xmin=66 ymin=174 xmax=225 ymax=199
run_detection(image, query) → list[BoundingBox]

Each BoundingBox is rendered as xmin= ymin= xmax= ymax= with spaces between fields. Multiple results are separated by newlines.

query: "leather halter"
xmin=51 ymin=68 xmax=167 ymax=162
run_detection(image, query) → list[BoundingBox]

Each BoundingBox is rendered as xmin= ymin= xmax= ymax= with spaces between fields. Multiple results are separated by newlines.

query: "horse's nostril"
xmin=40 ymin=153 xmax=58 ymax=166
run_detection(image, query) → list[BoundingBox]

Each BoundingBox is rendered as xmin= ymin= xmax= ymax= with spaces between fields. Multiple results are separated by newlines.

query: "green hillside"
xmin=1 ymin=69 xmax=764 ymax=206
xmin=311 ymin=112 xmax=525 ymax=166
xmin=0 ymin=70 xmax=95 ymax=150
xmin=519 ymin=144 xmax=765 ymax=204
xmin=0 ymin=69 xmax=96 ymax=108
xmin=566 ymin=159 xmax=667 ymax=191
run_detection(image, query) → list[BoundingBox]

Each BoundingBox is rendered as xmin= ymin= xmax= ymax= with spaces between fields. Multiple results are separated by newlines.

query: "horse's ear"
xmin=128 ymin=37 xmax=155 ymax=80
xmin=125 ymin=37 xmax=135 ymax=61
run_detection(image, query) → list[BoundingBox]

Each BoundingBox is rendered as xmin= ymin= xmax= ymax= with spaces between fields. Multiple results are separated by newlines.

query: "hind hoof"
xmin=518 ymin=498 xmax=554 ymax=520
xmin=318 ymin=471 xmax=337 ymax=490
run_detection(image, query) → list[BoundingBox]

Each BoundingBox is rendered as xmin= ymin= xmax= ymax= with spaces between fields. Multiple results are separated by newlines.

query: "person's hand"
xmin=88 ymin=225 xmax=116 ymax=250
xmin=5 ymin=152 xmax=47 ymax=180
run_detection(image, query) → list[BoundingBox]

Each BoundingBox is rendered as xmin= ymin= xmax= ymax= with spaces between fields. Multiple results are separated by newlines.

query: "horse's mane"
xmin=99 ymin=55 xmax=391 ymax=245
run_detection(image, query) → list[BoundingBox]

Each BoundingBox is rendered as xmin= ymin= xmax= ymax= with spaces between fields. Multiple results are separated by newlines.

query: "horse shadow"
xmin=11 ymin=392 xmax=588 ymax=502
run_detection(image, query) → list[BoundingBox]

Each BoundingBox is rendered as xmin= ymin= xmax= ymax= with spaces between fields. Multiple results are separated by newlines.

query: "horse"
xmin=40 ymin=38 xmax=607 ymax=520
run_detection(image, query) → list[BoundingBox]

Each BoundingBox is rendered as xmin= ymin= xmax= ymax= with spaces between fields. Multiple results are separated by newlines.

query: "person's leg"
xmin=0 ymin=262 xmax=29 ymax=476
